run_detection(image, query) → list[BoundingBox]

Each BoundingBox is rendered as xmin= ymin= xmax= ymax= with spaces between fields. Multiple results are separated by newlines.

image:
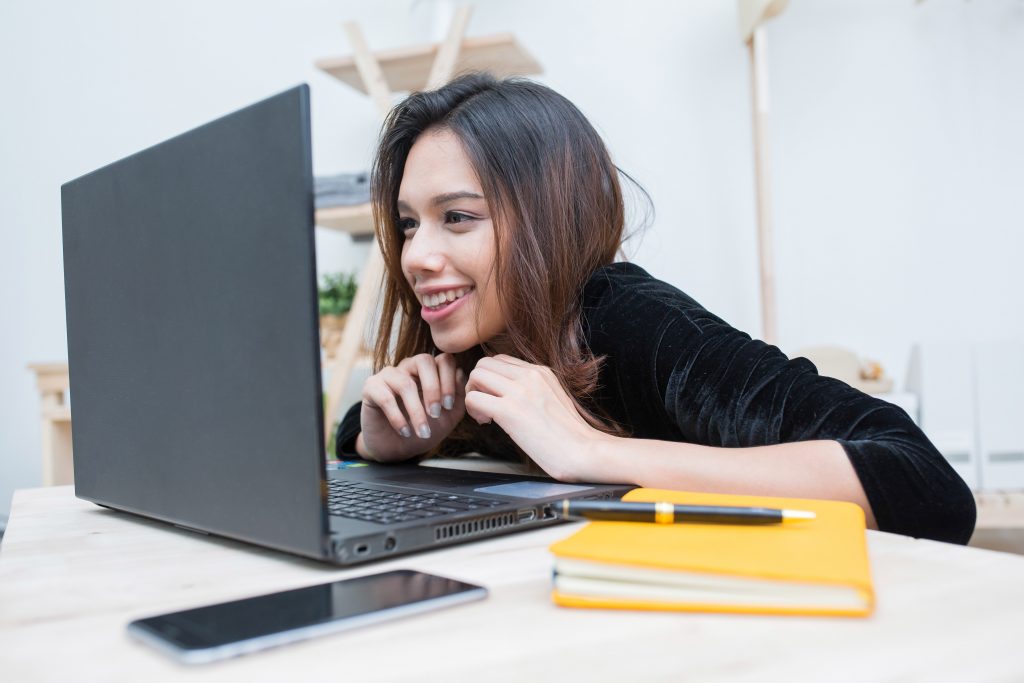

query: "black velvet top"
xmin=336 ymin=262 xmax=976 ymax=544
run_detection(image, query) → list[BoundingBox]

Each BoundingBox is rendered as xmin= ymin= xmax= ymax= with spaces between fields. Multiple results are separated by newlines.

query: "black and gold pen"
xmin=556 ymin=499 xmax=816 ymax=525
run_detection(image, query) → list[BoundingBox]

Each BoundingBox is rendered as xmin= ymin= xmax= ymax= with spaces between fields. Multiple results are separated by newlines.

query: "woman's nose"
xmin=402 ymin=225 xmax=446 ymax=274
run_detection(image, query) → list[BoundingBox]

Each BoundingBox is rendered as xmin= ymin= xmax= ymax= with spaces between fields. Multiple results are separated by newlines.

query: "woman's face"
xmin=398 ymin=128 xmax=506 ymax=353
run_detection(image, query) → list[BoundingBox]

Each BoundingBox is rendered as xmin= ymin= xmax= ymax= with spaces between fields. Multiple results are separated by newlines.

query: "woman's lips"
xmin=421 ymin=288 xmax=472 ymax=324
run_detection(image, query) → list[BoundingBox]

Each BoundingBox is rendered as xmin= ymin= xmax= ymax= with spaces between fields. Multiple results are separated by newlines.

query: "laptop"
xmin=60 ymin=84 xmax=633 ymax=566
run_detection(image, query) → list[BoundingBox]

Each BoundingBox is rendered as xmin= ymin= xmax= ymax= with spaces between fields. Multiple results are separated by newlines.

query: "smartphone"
xmin=127 ymin=569 xmax=487 ymax=664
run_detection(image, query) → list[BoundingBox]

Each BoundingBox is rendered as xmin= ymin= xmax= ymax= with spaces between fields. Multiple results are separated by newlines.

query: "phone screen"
xmin=128 ymin=570 xmax=486 ymax=663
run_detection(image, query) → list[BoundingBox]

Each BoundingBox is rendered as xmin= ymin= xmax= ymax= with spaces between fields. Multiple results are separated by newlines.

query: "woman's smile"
xmin=418 ymin=285 xmax=475 ymax=323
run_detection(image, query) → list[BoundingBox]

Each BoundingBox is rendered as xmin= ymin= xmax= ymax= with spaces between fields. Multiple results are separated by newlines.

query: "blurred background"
xmin=2 ymin=0 xmax=1022 ymax=526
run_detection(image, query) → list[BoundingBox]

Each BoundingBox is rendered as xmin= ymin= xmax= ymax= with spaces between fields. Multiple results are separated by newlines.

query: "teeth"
xmin=424 ymin=287 xmax=469 ymax=309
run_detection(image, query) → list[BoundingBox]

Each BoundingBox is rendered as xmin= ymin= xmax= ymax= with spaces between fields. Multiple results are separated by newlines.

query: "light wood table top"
xmin=2 ymin=486 xmax=1023 ymax=682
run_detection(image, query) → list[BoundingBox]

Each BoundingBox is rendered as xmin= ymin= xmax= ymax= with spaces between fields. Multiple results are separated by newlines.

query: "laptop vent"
xmin=434 ymin=512 xmax=517 ymax=542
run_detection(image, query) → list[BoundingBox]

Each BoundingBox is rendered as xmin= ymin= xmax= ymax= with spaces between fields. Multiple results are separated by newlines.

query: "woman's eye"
xmin=445 ymin=211 xmax=474 ymax=225
xmin=397 ymin=217 xmax=417 ymax=234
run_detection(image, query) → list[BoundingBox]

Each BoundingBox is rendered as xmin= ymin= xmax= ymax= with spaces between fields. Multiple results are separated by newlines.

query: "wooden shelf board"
xmin=27 ymin=362 xmax=70 ymax=393
xmin=27 ymin=362 xmax=69 ymax=374
xmin=315 ymin=203 xmax=374 ymax=236
xmin=316 ymin=33 xmax=542 ymax=94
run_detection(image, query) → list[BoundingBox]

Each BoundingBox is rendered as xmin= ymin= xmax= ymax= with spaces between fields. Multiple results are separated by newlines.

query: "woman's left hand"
xmin=464 ymin=354 xmax=618 ymax=482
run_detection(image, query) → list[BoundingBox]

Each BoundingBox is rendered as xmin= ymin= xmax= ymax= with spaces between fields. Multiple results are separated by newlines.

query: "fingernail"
xmin=429 ymin=402 xmax=442 ymax=418
xmin=418 ymin=424 xmax=432 ymax=439
xmin=399 ymin=426 xmax=412 ymax=438
xmin=442 ymin=395 xmax=454 ymax=410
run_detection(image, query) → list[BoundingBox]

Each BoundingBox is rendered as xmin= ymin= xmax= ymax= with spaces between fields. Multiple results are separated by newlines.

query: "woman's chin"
xmin=430 ymin=332 xmax=476 ymax=355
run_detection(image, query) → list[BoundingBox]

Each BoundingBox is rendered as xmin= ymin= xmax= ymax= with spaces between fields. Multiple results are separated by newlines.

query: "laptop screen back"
xmin=60 ymin=85 xmax=328 ymax=559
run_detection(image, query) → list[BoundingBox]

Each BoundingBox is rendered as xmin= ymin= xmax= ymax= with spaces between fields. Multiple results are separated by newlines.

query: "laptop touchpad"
xmin=473 ymin=482 xmax=593 ymax=498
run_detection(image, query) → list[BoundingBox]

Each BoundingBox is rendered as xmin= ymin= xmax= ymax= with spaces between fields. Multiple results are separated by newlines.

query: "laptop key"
xmin=328 ymin=481 xmax=502 ymax=522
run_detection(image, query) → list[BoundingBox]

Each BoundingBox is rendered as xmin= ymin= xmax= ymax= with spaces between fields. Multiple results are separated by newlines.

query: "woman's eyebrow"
xmin=432 ymin=191 xmax=484 ymax=206
xmin=397 ymin=191 xmax=484 ymax=213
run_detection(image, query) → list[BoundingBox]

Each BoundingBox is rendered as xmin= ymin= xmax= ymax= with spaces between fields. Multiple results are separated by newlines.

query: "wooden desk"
xmin=2 ymin=486 xmax=1023 ymax=682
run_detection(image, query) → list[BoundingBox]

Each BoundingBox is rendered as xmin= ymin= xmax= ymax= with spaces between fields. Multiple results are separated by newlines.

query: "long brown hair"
xmin=371 ymin=72 xmax=637 ymax=464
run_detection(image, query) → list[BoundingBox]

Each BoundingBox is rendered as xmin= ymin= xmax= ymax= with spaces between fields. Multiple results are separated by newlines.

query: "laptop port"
xmin=354 ymin=543 xmax=370 ymax=555
xmin=384 ymin=536 xmax=396 ymax=551
xmin=517 ymin=508 xmax=536 ymax=523
xmin=541 ymin=505 xmax=555 ymax=520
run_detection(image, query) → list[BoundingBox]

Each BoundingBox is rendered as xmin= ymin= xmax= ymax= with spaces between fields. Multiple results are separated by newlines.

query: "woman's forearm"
xmin=354 ymin=432 xmax=376 ymax=460
xmin=355 ymin=431 xmax=433 ymax=464
xmin=355 ymin=432 xmax=401 ymax=462
xmin=592 ymin=436 xmax=878 ymax=529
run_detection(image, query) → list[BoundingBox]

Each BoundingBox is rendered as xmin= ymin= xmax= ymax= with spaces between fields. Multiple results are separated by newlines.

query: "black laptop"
xmin=60 ymin=84 xmax=632 ymax=566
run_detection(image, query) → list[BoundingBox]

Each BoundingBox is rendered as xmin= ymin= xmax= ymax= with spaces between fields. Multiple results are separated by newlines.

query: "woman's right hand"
xmin=357 ymin=353 xmax=466 ymax=462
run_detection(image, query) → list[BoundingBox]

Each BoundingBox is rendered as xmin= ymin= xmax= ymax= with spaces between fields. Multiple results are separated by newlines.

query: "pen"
xmin=555 ymin=499 xmax=817 ymax=525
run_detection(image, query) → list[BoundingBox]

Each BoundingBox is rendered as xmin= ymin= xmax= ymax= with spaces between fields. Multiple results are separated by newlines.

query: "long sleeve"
xmin=334 ymin=401 xmax=362 ymax=458
xmin=583 ymin=263 xmax=976 ymax=545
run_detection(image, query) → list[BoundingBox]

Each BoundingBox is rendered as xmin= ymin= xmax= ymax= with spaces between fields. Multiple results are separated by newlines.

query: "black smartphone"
xmin=127 ymin=569 xmax=487 ymax=664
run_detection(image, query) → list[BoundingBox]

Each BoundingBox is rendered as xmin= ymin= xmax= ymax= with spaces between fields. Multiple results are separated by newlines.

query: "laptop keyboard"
xmin=327 ymin=480 xmax=505 ymax=524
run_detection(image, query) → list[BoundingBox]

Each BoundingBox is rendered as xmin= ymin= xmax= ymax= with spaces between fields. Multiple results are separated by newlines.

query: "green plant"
xmin=318 ymin=272 xmax=358 ymax=317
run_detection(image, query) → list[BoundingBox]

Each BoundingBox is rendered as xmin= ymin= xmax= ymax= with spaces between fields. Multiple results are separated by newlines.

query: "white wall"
xmin=2 ymin=0 xmax=1022 ymax=521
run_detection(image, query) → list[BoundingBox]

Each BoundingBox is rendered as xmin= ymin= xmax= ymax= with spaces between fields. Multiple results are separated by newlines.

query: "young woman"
xmin=335 ymin=72 xmax=975 ymax=545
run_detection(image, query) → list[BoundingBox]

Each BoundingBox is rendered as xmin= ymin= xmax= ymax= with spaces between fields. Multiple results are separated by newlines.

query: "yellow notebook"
xmin=549 ymin=488 xmax=874 ymax=617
